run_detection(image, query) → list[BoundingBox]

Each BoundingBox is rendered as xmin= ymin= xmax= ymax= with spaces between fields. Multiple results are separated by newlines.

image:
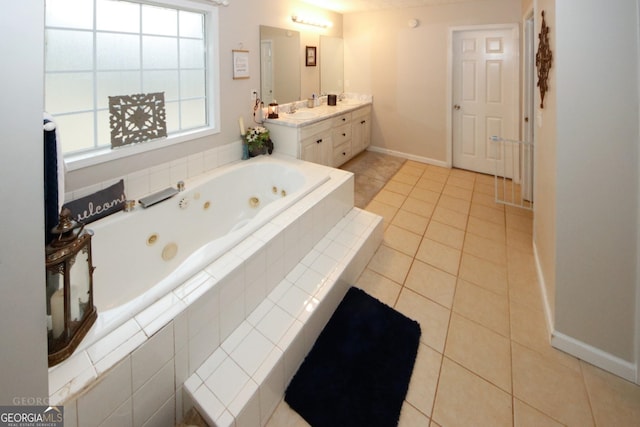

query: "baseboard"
xmin=551 ymin=331 xmax=638 ymax=383
xmin=532 ymin=241 xmax=554 ymax=337
xmin=366 ymin=146 xmax=450 ymax=168
xmin=532 ymin=244 xmax=638 ymax=384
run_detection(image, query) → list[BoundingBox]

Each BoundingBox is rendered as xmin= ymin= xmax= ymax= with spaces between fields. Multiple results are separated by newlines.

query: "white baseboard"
xmin=366 ymin=146 xmax=450 ymax=168
xmin=551 ymin=331 xmax=637 ymax=383
xmin=532 ymin=243 xmax=638 ymax=384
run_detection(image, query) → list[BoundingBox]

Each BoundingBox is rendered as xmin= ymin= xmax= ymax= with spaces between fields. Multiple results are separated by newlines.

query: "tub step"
xmin=183 ymin=207 xmax=383 ymax=427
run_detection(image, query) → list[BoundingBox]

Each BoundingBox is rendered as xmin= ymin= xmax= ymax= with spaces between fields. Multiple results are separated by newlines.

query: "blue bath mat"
xmin=284 ymin=287 xmax=421 ymax=427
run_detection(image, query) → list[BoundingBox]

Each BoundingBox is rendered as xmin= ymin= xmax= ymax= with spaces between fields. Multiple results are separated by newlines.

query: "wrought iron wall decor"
xmin=535 ymin=10 xmax=553 ymax=108
xmin=109 ymin=92 xmax=167 ymax=148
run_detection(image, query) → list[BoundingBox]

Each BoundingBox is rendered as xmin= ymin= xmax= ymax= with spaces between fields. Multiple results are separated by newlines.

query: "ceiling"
xmin=299 ymin=0 xmax=484 ymax=14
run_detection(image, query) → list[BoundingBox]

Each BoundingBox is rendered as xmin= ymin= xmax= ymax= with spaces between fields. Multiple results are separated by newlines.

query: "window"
xmin=44 ymin=0 xmax=219 ymax=166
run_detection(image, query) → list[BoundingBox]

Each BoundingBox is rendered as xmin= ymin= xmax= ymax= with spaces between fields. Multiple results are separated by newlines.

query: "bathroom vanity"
xmin=264 ymin=100 xmax=371 ymax=167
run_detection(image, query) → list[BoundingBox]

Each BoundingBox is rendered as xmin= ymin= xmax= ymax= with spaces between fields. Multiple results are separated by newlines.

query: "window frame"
xmin=46 ymin=0 xmax=220 ymax=171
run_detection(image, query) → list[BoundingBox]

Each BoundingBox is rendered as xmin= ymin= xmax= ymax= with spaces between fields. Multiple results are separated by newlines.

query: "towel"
xmin=44 ymin=113 xmax=66 ymax=244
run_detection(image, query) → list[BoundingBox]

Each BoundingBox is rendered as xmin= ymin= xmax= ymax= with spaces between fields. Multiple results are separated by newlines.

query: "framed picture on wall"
xmin=232 ymin=49 xmax=250 ymax=79
xmin=305 ymin=46 xmax=317 ymax=67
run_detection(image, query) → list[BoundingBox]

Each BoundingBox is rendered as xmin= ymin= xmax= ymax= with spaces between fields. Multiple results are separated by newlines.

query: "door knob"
xmin=453 ymin=104 xmax=461 ymax=110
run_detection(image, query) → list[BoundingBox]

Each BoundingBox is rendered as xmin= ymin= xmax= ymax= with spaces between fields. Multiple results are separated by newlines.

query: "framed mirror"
xmin=260 ymin=26 xmax=301 ymax=105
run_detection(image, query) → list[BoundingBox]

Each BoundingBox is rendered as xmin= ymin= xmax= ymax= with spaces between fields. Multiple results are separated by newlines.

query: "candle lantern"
xmin=268 ymin=102 xmax=279 ymax=119
xmin=45 ymin=208 xmax=97 ymax=366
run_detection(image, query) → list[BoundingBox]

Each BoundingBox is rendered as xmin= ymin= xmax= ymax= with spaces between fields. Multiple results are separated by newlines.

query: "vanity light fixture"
xmin=291 ymin=15 xmax=332 ymax=28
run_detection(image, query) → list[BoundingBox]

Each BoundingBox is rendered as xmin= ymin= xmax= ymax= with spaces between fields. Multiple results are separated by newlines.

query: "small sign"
xmin=0 ymin=405 xmax=64 ymax=427
xmin=63 ymin=179 xmax=126 ymax=225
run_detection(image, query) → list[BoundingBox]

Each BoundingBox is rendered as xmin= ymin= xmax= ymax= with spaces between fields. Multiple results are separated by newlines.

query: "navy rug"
xmin=285 ymin=287 xmax=421 ymax=427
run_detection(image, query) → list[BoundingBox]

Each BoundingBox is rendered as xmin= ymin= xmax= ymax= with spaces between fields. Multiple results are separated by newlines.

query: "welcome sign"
xmin=62 ymin=180 xmax=126 ymax=225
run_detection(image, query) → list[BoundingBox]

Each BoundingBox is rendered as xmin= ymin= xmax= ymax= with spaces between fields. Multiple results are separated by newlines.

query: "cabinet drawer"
xmin=333 ymin=141 xmax=352 ymax=166
xmin=300 ymin=119 xmax=332 ymax=140
xmin=332 ymin=123 xmax=351 ymax=146
xmin=352 ymin=105 xmax=372 ymax=120
xmin=331 ymin=112 xmax=352 ymax=127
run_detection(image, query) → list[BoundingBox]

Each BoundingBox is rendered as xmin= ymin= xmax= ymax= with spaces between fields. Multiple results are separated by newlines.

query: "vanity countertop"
xmin=264 ymin=100 xmax=372 ymax=128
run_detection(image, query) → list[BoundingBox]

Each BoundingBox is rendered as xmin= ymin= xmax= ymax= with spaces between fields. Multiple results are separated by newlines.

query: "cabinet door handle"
xmin=360 ymin=120 xmax=366 ymax=124
xmin=342 ymin=152 xmax=346 ymax=156
xmin=342 ymin=133 xmax=346 ymax=137
xmin=342 ymin=118 xmax=346 ymax=121
xmin=316 ymin=139 xmax=322 ymax=144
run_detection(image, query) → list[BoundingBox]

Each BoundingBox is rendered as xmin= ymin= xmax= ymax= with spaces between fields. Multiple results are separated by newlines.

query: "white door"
xmin=452 ymin=27 xmax=519 ymax=176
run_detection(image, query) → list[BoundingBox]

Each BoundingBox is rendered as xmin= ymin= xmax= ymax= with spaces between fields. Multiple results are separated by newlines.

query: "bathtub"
xmin=83 ymin=155 xmax=330 ymax=348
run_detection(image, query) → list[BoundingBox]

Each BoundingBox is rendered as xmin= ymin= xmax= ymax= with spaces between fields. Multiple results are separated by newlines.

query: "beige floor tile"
xmin=472 ymin=191 xmax=504 ymax=210
xmin=474 ymin=181 xmax=495 ymax=196
xmin=453 ymin=279 xmax=510 ymax=337
xmin=426 ymin=164 xmax=450 ymax=177
xmin=463 ymin=232 xmax=507 ymax=265
xmin=470 ymin=203 xmax=505 ymax=225
xmin=507 ymin=249 xmax=543 ymax=309
xmin=405 ymin=343 xmax=442 ymax=417
xmin=474 ymin=172 xmax=494 ymax=186
xmin=421 ymin=172 xmax=448 ymax=185
xmin=507 ymin=212 xmax=533 ymax=234
xmin=398 ymin=402 xmax=431 ymax=426
xmin=466 ymin=215 xmax=506 ymax=243
xmin=430 ymin=421 xmax=442 ymax=427
xmin=444 ymin=313 xmax=512 ymax=393
xmin=425 ymin=220 xmax=465 ymax=250
xmin=581 ymin=361 xmax=640 ymax=426
xmin=265 ymin=400 xmax=310 ymax=427
xmin=431 ymin=206 xmax=468 ymax=230
xmin=415 ymin=178 xmax=445 ymax=193
xmin=374 ymin=188 xmax=407 ymax=208
xmin=399 ymin=163 xmax=426 ymax=177
xmin=442 ymin=184 xmax=472 ymax=201
xmin=405 ymin=160 xmax=429 ymax=171
xmin=395 ymin=288 xmax=450 ymax=352
xmin=432 ymin=358 xmax=512 ymax=427
xmin=365 ymin=199 xmax=398 ymax=229
xmin=354 ymin=268 xmax=402 ymax=307
xmin=512 ymin=342 xmax=594 ymax=427
xmin=436 ymin=194 xmax=470 ymax=215
xmin=507 ymin=227 xmax=533 ymax=253
xmin=367 ymin=244 xmax=413 ymax=284
xmin=392 ymin=171 xmax=421 ymax=186
xmin=392 ymin=209 xmax=431 ymax=235
xmin=416 ymin=238 xmax=461 ymax=276
xmin=446 ymin=175 xmax=475 ymax=190
xmin=384 ymin=224 xmax=422 ymax=257
xmin=514 ymin=399 xmax=564 ymax=427
xmin=400 ymin=197 xmax=436 ymax=219
xmin=459 ymin=253 xmax=508 ymax=295
xmin=384 ymin=180 xmax=414 ymax=196
xmin=405 ymin=259 xmax=457 ymax=309
xmin=410 ymin=186 xmax=442 ymax=204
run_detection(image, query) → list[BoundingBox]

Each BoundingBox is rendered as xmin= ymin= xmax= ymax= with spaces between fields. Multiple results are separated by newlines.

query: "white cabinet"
xmin=265 ymin=104 xmax=371 ymax=168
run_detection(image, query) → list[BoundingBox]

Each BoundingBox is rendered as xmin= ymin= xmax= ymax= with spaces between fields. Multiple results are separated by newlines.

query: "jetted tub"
xmin=84 ymin=155 xmax=330 ymax=347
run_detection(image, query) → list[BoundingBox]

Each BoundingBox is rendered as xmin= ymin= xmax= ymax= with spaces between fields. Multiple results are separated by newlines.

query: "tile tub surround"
xmin=184 ymin=208 xmax=383 ymax=427
xmin=49 ymin=162 xmax=369 ymax=426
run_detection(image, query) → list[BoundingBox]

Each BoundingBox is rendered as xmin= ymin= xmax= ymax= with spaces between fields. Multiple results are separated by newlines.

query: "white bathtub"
xmin=85 ymin=155 xmax=330 ymax=347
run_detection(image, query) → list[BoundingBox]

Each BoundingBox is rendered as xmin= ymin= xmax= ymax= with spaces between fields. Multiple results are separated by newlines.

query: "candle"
xmin=238 ymin=116 xmax=246 ymax=136
xmin=51 ymin=289 xmax=64 ymax=339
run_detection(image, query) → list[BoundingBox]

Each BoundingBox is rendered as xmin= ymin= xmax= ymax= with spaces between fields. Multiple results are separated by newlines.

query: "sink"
xmin=283 ymin=110 xmax=318 ymax=120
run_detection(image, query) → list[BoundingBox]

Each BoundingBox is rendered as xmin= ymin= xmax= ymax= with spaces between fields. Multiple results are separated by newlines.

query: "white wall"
xmin=343 ymin=0 xmax=521 ymax=163
xmin=553 ymin=0 xmax=639 ymax=377
xmin=0 ymin=1 xmax=49 ymax=404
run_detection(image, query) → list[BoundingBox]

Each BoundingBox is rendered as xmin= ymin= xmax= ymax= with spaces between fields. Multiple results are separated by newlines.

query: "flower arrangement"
xmin=244 ymin=126 xmax=272 ymax=156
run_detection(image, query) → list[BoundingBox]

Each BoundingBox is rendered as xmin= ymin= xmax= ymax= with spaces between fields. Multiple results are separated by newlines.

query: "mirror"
xmin=320 ymin=36 xmax=344 ymax=94
xmin=260 ymin=26 xmax=301 ymax=105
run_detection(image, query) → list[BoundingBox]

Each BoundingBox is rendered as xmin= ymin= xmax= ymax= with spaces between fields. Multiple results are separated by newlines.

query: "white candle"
xmin=238 ymin=116 xmax=246 ymax=136
xmin=51 ymin=289 xmax=64 ymax=339
xmin=70 ymin=285 xmax=80 ymax=320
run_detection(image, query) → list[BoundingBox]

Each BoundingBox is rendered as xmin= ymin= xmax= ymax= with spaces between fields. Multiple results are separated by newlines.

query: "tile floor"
xmin=266 ymin=152 xmax=640 ymax=426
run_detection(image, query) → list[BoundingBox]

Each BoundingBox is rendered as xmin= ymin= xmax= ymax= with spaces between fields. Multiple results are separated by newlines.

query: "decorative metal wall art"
xmin=109 ymin=92 xmax=167 ymax=148
xmin=535 ymin=10 xmax=553 ymax=108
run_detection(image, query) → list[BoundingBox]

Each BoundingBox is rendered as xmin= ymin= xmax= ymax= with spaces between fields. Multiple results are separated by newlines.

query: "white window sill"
xmin=65 ymin=127 xmax=218 ymax=172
